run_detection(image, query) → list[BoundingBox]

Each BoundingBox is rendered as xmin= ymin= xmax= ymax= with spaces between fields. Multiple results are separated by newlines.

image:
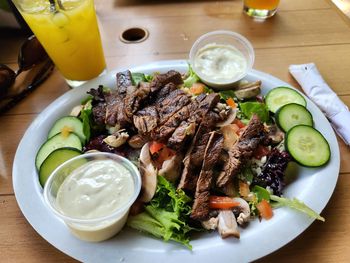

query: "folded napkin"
xmin=289 ymin=63 xmax=350 ymax=146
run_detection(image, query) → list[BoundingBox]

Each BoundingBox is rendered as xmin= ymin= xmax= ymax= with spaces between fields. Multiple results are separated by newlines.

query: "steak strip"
xmin=116 ymin=70 xmax=133 ymax=95
xmin=150 ymin=70 xmax=183 ymax=93
xmin=191 ymin=131 xmax=224 ymax=220
xmin=216 ymin=115 xmax=265 ymax=188
xmin=177 ymin=123 xmax=213 ymax=192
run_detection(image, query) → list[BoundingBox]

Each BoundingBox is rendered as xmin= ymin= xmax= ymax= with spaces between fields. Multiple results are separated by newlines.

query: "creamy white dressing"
xmin=56 ymin=159 xmax=134 ymax=220
xmin=194 ymin=43 xmax=247 ymax=84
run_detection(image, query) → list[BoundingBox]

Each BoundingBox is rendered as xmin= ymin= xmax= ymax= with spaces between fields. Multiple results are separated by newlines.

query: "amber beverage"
xmin=243 ymin=0 xmax=280 ymax=19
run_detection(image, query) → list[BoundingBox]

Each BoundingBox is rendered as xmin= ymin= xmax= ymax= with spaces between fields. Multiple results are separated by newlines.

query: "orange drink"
xmin=12 ymin=0 xmax=106 ymax=87
xmin=243 ymin=0 xmax=280 ymax=19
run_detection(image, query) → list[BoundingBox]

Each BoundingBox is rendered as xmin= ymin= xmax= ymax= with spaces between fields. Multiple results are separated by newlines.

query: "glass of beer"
xmin=243 ymin=0 xmax=280 ymax=19
xmin=11 ymin=0 xmax=106 ymax=87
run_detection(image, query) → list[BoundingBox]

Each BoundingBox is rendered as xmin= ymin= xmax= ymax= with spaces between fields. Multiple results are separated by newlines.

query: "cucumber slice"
xmin=35 ymin=132 xmax=82 ymax=170
xmin=39 ymin=147 xmax=82 ymax=187
xmin=48 ymin=116 xmax=86 ymax=143
xmin=286 ymin=125 xmax=330 ymax=167
xmin=276 ymin=103 xmax=313 ymax=132
xmin=265 ymin=87 xmax=306 ymax=113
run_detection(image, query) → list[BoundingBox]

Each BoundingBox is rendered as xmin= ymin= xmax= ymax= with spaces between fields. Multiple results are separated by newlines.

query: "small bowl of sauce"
xmin=189 ymin=30 xmax=255 ymax=89
xmin=43 ymin=152 xmax=141 ymax=242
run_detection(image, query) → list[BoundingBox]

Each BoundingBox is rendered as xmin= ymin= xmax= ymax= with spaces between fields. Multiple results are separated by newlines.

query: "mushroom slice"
xmin=235 ymin=80 xmax=261 ymax=100
xmin=139 ymin=143 xmax=157 ymax=202
xmin=217 ymin=210 xmax=240 ymax=238
xmin=158 ymin=154 xmax=183 ymax=183
xmin=232 ymin=197 xmax=251 ymax=225
xmin=201 ymin=217 xmax=219 ymax=230
xmin=70 ymin=105 xmax=83 ymax=117
xmin=265 ymin=123 xmax=284 ymax=144
xmin=220 ymin=124 xmax=239 ymax=150
xmin=103 ymin=129 xmax=129 ymax=148
xmin=216 ymin=108 xmax=237 ymax=127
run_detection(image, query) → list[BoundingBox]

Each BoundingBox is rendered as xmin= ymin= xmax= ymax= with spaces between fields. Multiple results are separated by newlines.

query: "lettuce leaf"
xmin=239 ymin=101 xmax=269 ymax=123
xmin=131 ymin=73 xmax=153 ymax=85
xmin=127 ymin=176 xmax=193 ymax=249
xmin=270 ymin=195 xmax=325 ymax=222
xmin=219 ymin=90 xmax=236 ymax=101
xmin=79 ymin=98 xmax=105 ymax=142
xmin=80 ymin=99 xmax=92 ymax=142
xmin=184 ymin=64 xmax=200 ymax=88
xmin=252 ymin=185 xmax=271 ymax=202
xmin=237 ymin=165 xmax=254 ymax=184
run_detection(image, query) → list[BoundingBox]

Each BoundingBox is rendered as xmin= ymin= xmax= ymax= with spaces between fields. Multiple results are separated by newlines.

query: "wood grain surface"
xmin=0 ymin=0 xmax=349 ymax=262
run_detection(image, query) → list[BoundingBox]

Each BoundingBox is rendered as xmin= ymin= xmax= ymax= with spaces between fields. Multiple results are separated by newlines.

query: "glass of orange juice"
xmin=243 ymin=0 xmax=280 ymax=19
xmin=11 ymin=0 xmax=106 ymax=87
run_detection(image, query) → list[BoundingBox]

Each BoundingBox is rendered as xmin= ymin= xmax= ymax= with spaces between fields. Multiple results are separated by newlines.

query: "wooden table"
xmin=1 ymin=0 xmax=350 ymax=262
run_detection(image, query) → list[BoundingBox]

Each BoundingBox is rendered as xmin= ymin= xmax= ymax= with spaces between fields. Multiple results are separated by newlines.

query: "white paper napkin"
xmin=289 ymin=63 xmax=350 ymax=145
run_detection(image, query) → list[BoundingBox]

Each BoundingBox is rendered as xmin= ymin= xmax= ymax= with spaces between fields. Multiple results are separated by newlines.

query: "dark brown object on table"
xmin=0 ymin=65 xmax=16 ymax=97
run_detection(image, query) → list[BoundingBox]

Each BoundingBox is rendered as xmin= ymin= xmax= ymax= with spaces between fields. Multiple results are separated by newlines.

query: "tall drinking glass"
xmin=11 ymin=0 xmax=106 ymax=87
xmin=243 ymin=0 xmax=280 ymax=19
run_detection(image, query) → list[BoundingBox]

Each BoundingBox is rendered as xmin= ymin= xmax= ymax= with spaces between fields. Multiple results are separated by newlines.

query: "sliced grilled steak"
xmin=88 ymin=86 xmax=107 ymax=125
xmin=133 ymin=106 xmax=159 ymax=134
xmin=167 ymin=121 xmax=196 ymax=150
xmin=104 ymin=90 xmax=134 ymax=127
xmin=116 ymin=70 xmax=133 ymax=95
xmin=157 ymin=89 xmax=190 ymax=123
xmin=175 ymin=94 xmax=224 ymax=190
xmin=153 ymin=82 xmax=177 ymax=103
xmin=124 ymin=82 xmax=151 ymax=119
xmin=190 ymin=93 xmax=220 ymax=123
xmin=104 ymin=91 xmax=124 ymax=126
xmin=92 ymin=103 xmax=106 ymax=125
xmin=177 ymin=123 xmax=212 ymax=192
xmin=151 ymin=92 xmax=221 ymax=145
xmin=216 ymin=115 xmax=265 ymax=188
xmin=191 ymin=131 xmax=224 ymax=220
xmin=151 ymin=98 xmax=197 ymax=142
xmin=190 ymin=130 xmax=211 ymax=167
xmin=150 ymin=70 xmax=183 ymax=93
xmin=133 ymin=86 xmax=189 ymax=136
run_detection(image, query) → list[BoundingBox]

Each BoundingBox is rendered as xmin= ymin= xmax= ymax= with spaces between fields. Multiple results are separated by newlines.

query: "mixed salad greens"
xmin=35 ymin=65 xmax=330 ymax=248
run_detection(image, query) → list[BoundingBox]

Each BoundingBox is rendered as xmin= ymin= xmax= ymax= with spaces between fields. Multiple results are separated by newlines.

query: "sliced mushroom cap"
xmin=158 ymin=154 xmax=183 ymax=183
xmin=220 ymin=124 xmax=239 ymax=150
xmin=70 ymin=105 xmax=83 ymax=117
xmin=217 ymin=210 xmax=240 ymax=239
xmin=201 ymin=217 xmax=219 ymax=230
xmin=139 ymin=143 xmax=157 ymax=202
xmin=216 ymin=108 xmax=237 ymax=127
xmin=265 ymin=124 xmax=284 ymax=144
xmin=234 ymin=80 xmax=261 ymax=100
xmin=103 ymin=130 xmax=129 ymax=148
xmin=232 ymin=197 xmax=250 ymax=225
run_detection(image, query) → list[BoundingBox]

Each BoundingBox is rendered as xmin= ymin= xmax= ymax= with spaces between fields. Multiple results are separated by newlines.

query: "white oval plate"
xmin=13 ymin=60 xmax=340 ymax=262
